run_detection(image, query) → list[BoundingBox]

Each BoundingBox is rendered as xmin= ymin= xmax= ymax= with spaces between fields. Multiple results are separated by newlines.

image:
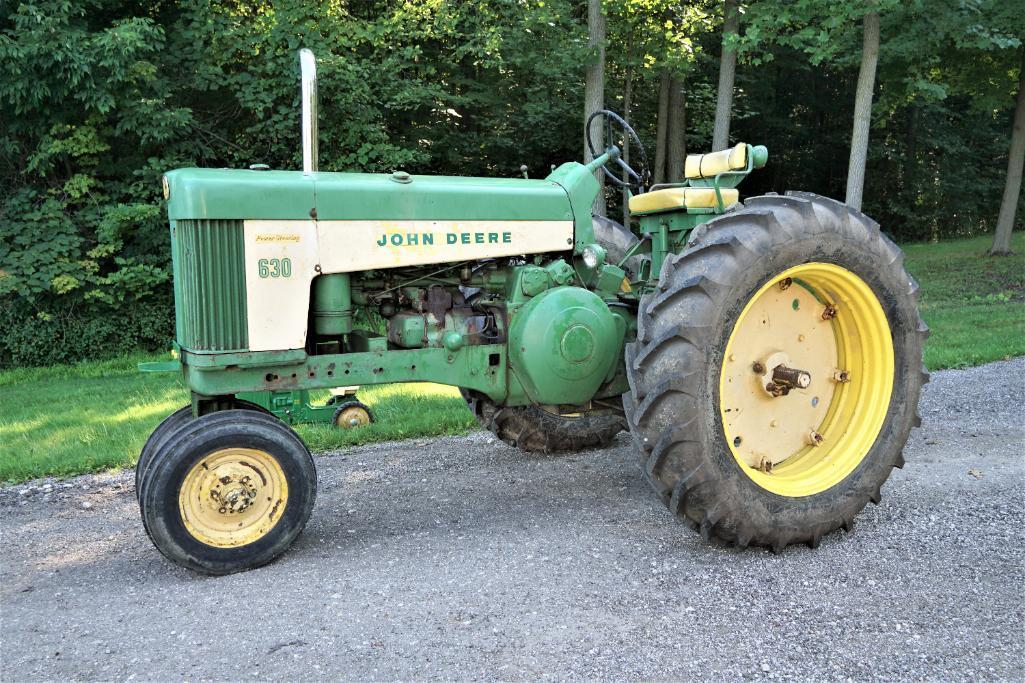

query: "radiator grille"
xmin=172 ymin=219 xmax=249 ymax=352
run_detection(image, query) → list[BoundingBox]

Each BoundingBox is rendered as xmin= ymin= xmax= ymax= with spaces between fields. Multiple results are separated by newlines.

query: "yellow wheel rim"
xmin=179 ymin=448 xmax=288 ymax=547
xmin=719 ymin=263 xmax=894 ymax=497
xmin=334 ymin=406 xmax=371 ymax=429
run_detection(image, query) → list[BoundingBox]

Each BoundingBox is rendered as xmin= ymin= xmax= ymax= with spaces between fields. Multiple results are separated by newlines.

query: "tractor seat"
xmin=685 ymin=143 xmax=748 ymax=179
xmin=629 ymin=187 xmax=740 ymax=215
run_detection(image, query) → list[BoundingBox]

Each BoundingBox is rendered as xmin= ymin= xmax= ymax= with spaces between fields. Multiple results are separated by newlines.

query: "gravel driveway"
xmin=2 ymin=359 xmax=1023 ymax=681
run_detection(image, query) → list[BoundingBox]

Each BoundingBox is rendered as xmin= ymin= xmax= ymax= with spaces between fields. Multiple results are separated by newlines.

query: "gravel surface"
xmin=1 ymin=359 xmax=1023 ymax=681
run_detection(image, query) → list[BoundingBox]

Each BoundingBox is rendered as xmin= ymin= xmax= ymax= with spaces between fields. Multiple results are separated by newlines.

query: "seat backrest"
xmin=685 ymin=143 xmax=747 ymax=180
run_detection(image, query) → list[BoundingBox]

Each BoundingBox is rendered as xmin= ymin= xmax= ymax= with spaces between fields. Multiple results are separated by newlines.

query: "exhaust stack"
xmin=299 ymin=49 xmax=318 ymax=175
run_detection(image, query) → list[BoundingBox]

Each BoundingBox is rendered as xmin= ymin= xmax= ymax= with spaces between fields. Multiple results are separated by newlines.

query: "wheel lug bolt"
xmin=833 ymin=370 xmax=851 ymax=383
xmin=752 ymin=361 xmax=766 ymax=374
xmin=807 ymin=430 xmax=824 ymax=446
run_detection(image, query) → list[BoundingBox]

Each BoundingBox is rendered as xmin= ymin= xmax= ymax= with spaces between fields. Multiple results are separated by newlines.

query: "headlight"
xmin=582 ymin=244 xmax=606 ymax=269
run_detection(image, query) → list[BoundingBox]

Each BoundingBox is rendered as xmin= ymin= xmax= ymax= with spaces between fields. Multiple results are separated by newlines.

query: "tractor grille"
xmin=172 ymin=219 xmax=249 ymax=352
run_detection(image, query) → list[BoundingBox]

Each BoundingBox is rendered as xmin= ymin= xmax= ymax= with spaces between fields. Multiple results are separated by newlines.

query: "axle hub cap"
xmin=719 ymin=263 xmax=894 ymax=496
xmin=179 ymin=448 xmax=288 ymax=547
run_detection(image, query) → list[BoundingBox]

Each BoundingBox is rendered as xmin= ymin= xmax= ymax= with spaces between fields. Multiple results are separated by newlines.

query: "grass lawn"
xmin=903 ymin=233 xmax=1025 ymax=370
xmin=0 ymin=357 xmax=475 ymax=483
xmin=1 ymin=232 xmax=1022 ymax=483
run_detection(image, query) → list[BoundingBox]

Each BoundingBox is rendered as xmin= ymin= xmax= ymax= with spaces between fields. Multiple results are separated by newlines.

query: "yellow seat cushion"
xmin=685 ymin=143 xmax=747 ymax=179
xmin=629 ymin=187 xmax=739 ymax=214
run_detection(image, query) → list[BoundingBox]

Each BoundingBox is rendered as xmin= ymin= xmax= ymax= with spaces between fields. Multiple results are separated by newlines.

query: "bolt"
xmin=752 ymin=361 xmax=766 ymax=374
xmin=833 ymin=370 xmax=851 ymax=383
xmin=778 ymin=277 xmax=793 ymax=291
xmin=798 ymin=334 xmax=806 ymax=342
xmin=770 ymin=420 xmax=778 ymax=428
xmin=773 ymin=365 xmax=812 ymax=389
xmin=822 ymin=304 xmax=838 ymax=320
xmin=807 ymin=430 xmax=824 ymax=447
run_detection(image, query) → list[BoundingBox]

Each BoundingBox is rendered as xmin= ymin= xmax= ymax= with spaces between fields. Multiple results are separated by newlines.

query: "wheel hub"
xmin=334 ymin=405 xmax=371 ymax=429
xmin=210 ymin=472 xmax=258 ymax=514
xmin=719 ymin=263 xmax=894 ymax=496
xmin=179 ymin=448 xmax=288 ymax=548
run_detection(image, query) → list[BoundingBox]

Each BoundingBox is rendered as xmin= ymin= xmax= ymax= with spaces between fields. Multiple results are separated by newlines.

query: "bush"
xmin=0 ymin=297 xmax=174 ymax=368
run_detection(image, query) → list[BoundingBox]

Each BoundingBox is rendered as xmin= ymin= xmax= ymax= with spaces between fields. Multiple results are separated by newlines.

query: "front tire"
xmin=135 ymin=398 xmax=273 ymax=502
xmin=623 ymin=192 xmax=928 ymax=550
xmin=138 ymin=409 xmax=317 ymax=575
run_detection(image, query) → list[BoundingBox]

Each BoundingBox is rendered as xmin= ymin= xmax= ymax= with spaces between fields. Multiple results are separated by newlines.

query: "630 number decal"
xmin=257 ymin=258 xmax=292 ymax=278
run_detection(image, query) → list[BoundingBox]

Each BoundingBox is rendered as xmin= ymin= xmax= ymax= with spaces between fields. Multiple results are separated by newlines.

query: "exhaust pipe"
xmin=299 ymin=49 xmax=318 ymax=175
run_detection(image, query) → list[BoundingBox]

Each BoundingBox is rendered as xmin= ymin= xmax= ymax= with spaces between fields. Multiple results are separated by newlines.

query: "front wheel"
xmin=623 ymin=192 xmax=928 ymax=550
xmin=138 ymin=409 xmax=317 ymax=574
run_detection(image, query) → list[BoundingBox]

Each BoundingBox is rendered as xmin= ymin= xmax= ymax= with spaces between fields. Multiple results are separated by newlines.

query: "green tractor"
xmin=138 ymin=50 xmax=927 ymax=574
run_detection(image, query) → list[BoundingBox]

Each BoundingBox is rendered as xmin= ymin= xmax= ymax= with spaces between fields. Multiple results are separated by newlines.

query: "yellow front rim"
xmin=179 ymin=448 xmax=288 ymax=547
xmin=719 ymin=262 xmax=894 ymax=497
xmin=334 ymin=406 xmax=371 ymax=428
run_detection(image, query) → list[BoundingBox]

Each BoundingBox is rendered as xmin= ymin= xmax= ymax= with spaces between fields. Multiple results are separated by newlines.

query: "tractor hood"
xmin=164 ymin=168 xmax=577 ymax=223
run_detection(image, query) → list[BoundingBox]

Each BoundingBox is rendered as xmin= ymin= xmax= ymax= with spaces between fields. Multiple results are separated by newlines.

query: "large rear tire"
xmin=463 ymin=392 xmax=625 ymax=453
xmin=623 ymin=192 xmax=928 ymax=550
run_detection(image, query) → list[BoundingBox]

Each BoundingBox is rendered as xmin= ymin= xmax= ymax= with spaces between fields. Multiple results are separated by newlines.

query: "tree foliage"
xmin=0 ymin=0 xmax=1021 ymax=366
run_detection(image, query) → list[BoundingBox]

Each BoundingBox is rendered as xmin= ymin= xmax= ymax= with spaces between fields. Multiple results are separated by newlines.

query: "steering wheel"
xmin=585 ymin=109 xmax=649 ymax=190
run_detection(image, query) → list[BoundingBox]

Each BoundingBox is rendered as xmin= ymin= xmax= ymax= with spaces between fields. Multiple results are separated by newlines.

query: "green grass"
xmin=903 ymin=232 xmax=1025 ymax=370
xmin=1 ymin=233 xmax=1021 ymax=483
xmin=0 ymin=363 xmax=475 ymax=483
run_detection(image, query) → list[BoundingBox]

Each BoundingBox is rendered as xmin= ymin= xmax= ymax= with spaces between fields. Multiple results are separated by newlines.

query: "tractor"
xmin=138 ymin=50 xmax=927 ymax=574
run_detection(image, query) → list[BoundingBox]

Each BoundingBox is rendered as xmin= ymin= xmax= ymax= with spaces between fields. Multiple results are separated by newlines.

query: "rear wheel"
xmin=463 ymin=392 xmax=625 ymax=453
xmin=138 ymin=409 xmax=316 ymax=574
xmin=623 ymin=192 xmax=928 ymax=550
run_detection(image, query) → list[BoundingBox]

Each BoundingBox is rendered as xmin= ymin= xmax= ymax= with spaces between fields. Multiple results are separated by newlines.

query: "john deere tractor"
xmin=139 ymin=50 xmax=927 ymax=574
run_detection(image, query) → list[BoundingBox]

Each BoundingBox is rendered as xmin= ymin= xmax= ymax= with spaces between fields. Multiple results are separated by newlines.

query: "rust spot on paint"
xmin=239 ymin=461 xmax=268 ymax=486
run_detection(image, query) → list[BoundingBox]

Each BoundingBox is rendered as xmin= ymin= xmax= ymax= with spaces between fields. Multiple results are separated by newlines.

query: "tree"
xmin=653 ymin=69 xmax=670 ymax=184
xmin=846 ymin=10 xmax=880 ymax=211
xmin=712 ymin=0 xmax=739 ymax=151
xmin=990 ymin=51 xmax=1024 ymax=255
xmin=622 ymin=31 xmax=635 ymax=226
xmin=584 ymin=0 xmax=607 ymax=216
xmin=666 ymin=74 xmax=687 ymax=181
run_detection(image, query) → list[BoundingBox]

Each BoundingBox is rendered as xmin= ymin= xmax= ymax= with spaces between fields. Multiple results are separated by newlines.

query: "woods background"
xmin=1 ymin=0 xmax=1022 ymax=367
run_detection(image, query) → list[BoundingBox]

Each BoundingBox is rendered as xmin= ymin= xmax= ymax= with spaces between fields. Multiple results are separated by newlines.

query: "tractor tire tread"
xmin=624 ymin=192 xmax=928 ymax=551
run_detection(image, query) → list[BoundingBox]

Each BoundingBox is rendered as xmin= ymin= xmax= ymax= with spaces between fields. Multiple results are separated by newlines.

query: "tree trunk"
xmin=712 ymin=0 xmax=739 ymax=152
xmin=666 ymin=74 xmax=687 ymax=182
xmin=990 ymin=51 xmax=1025 ymax=256
xmin=653 ymin=69 xmax=670 ymax=185
xmin=584 ymin=0 xmax=606 ymax=216
xmin=845 ymin=11 xmax=880 ymax=211
xmin=622 ymin=33 xmax=634 ymax=226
